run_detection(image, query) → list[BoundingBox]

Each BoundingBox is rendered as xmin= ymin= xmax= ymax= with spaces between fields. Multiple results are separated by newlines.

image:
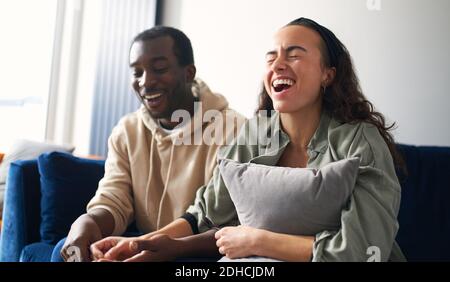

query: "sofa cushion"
xmin=218 ymin=158 xmax=360 ymax=236
xmin=0 ymin=139 xmax=75 ymax=185
xmin=0 ymin=140 xmax=74 ymax=218
xmin=38 ymin=152 xmax=105 ymax=244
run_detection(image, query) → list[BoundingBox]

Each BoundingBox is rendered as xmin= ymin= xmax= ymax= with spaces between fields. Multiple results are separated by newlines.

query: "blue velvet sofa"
xmin=0 ymin=144 xmax=449 ymax=262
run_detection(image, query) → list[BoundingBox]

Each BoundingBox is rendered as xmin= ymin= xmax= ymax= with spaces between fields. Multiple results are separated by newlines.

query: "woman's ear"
xmin=185 ymin=64 xmax=196 ymax=83
xmin=322 ymin=67 xmax=336 ymax=87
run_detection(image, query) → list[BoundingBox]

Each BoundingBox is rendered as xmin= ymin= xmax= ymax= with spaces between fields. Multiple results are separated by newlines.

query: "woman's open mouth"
xmin=272 ymin=78 xmax=295 ymax=93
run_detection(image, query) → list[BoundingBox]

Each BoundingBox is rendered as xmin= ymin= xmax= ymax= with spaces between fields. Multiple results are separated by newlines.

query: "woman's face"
xmin=264 ymin=25 xmax=332 ymax=114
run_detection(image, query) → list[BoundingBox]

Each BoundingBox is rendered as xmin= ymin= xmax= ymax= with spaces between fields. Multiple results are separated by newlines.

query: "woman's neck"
xmin=279 ymin=105 xmax=322 ymax=151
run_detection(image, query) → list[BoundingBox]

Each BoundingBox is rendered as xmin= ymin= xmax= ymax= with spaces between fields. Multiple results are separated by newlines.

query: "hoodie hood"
xmin=138 ymin=78 xmax=229 ymax=142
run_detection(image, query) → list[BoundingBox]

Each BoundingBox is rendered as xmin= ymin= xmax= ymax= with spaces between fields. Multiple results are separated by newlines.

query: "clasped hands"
xmin=90 ymin=225 xmax=260 ymax=262
xmin=90 ymin=233 xmax=179 ymax=262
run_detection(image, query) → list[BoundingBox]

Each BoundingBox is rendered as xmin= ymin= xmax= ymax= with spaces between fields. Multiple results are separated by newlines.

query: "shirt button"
xmin=308 ymin=151 xmax=318 ymax=159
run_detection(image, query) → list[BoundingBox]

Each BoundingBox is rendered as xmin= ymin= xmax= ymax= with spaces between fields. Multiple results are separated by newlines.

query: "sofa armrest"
xmin=0 ymin=160 xmax=41 ymax=262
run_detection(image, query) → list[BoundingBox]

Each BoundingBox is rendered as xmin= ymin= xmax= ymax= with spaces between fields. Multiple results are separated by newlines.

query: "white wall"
xmin=162 ymin=0 xmax=450 ymax=146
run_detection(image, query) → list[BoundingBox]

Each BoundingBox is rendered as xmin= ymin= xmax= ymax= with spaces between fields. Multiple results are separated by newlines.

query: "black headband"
xmin=287 ymin=17 xmax=343 ymax=68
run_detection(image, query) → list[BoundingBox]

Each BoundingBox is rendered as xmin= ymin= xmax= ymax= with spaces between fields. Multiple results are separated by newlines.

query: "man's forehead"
xmin=130 ymin=36 xmax=175 ymax=58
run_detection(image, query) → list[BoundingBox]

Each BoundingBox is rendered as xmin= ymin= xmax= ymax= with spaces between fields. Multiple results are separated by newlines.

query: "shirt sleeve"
xmin=312 ymin=124 xmax=402 ymax=262
xmin=185 ymin=119 xmax=259 ymax=233
xmin=86 ymin=123 xmax=134 ymax=236
xmin=185 ymin=163 xmax=240 ymax=233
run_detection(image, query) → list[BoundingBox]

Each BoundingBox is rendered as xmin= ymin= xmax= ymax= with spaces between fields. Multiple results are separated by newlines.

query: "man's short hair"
xmin=132 ymin=26 xmax=194 ymax=66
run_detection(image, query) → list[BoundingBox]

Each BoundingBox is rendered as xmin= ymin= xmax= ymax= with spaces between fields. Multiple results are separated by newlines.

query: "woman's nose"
xmin=270 ymin=56 xmax=287 ymax=72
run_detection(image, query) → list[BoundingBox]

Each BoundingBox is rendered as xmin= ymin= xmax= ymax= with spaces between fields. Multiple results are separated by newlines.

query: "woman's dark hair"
xmin=132 ymin=26 xmax=194 ymax=66
xmin=257 ymin=17 xmax=406 ymax=174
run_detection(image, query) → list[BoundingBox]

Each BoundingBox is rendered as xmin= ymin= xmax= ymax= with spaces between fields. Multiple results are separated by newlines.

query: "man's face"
xmin=129 ymin=36 xmax=193 ymax=119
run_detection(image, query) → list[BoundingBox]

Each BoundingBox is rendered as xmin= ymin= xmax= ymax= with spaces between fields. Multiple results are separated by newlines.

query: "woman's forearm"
xmin=176 ymin=229 xmax=221 ymax=258
xmin=139 ymin=218 xmax=195 ymax=240
xmin=255 ymin=230 xmax=314 ymax=262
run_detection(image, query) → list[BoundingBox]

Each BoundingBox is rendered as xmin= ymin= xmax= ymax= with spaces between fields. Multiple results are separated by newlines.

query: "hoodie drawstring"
xmin=145 ymin=133 xmax=156 ymax=218
xmin=156 ymin=141 xmax=175 ymax=229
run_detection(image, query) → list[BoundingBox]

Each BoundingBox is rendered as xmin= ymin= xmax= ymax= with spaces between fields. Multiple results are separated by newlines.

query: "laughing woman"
xmin=91 ymin=18 xmax=406 ymax=262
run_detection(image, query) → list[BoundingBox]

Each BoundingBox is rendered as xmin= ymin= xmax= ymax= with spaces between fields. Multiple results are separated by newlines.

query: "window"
xmin=0 ymin=0 xmax=58 ymax=152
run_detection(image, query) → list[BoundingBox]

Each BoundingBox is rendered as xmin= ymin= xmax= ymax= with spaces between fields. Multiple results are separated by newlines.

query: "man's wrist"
xmin=176 ymin=237 xmax=194 ymax=258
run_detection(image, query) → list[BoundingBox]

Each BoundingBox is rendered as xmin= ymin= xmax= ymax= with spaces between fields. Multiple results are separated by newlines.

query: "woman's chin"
xmin=273 ymin=102 xmax=296 ymax=113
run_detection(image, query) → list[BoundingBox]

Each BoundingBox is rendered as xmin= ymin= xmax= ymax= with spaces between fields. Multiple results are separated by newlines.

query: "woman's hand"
xmin=215 ymin=226 xmax=261 ymax=259
xmin=90 ymin=236 xmax=139 ymax=261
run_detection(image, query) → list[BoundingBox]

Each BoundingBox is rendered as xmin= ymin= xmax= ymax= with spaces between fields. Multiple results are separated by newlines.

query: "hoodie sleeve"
xmin=86 ymin=122 xmax=134 ymax=236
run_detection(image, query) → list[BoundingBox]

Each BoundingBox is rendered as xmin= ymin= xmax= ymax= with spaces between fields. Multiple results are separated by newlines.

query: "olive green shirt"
xmin=186 ymin=111 xmax=406 ymax=262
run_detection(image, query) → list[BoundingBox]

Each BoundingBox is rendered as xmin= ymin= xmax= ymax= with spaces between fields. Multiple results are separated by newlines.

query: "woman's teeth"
xmin=272 ymin=78 xmax=295 ymax=92
xmin=272 ymin=78 xmax=295 ymax=88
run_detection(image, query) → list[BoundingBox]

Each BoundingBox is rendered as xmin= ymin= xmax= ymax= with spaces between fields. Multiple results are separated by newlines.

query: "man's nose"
xmin=139 ymin=71 xmax=157 ymax=88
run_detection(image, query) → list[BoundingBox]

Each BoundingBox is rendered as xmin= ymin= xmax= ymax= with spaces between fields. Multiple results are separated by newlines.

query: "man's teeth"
xmin=144 ymin=93 xmax=162 ymax=100
xmin=272 ymin=79 xmax=295 ymax=88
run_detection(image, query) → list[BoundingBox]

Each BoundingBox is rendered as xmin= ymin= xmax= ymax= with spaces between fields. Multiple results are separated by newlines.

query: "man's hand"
xmin=122 ymin=234 xmax=181 ymax=262
xmin=215 ymin=226 xmax=260 ymax=259
xmin=91 ymin=236 xmax=140 ymax=261
xmin=60 ymin=214 xmax=103 ymax=262
xmin=95 ymin=234 xmax=180 ymax=262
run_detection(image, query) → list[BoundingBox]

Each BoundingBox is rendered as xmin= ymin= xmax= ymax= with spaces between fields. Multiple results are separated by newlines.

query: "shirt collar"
xmin=274 ymin=109 xmax=331 ymax=154
xmin=307 ymin=110 xmax=331 ymax=154
xmin=249 ymin=110 xmax=331 ymax=165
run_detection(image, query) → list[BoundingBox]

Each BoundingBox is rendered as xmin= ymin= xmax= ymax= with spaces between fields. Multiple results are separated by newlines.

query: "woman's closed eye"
xmin=287 ymin=53 xmax=301 ymax=60
xmin=265 ymin=57 xmax=276 ymax=65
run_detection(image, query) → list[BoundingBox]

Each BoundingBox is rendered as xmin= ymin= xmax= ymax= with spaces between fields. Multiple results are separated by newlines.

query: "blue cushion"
xmin=396 ymin=144 xmax=450 ymax=261
xmin=20 ymin=242 xmax=55 ymax=262
xmin=38 ymin=152 xmax=105 ymax=244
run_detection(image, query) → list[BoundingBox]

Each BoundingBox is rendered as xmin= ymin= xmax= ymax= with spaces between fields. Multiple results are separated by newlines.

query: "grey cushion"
xmin=0 ymin=139 xmax=75 ymax=186
xmin=218 ymin=158 xmax=360 ymax=236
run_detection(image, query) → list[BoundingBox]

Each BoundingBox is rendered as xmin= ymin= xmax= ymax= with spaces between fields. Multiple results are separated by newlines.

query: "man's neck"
xmin=158 ymin=89 xmax=196 ymax=130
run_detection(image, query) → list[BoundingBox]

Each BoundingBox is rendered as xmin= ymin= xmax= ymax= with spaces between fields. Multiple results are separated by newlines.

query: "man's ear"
xmin=185 ymin=64 xmax=196 ymax=83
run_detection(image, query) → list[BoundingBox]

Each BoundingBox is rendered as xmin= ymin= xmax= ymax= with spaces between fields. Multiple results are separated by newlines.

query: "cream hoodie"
xmin=87 ymin=79 xmax=246 ymax=235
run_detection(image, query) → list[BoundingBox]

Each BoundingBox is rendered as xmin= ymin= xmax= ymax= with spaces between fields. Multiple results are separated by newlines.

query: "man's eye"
xmin=288 ymin=55 xmax=300 ymax=60
xmin=154 ymin=68 xmax=168 ymax=74
xmin=133 ymin=71 xmax=143 ymax=77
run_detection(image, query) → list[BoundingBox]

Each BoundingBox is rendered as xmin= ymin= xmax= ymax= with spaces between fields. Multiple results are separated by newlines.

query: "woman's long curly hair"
xmin=257 ymin=19 xmax=406 ymax=174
